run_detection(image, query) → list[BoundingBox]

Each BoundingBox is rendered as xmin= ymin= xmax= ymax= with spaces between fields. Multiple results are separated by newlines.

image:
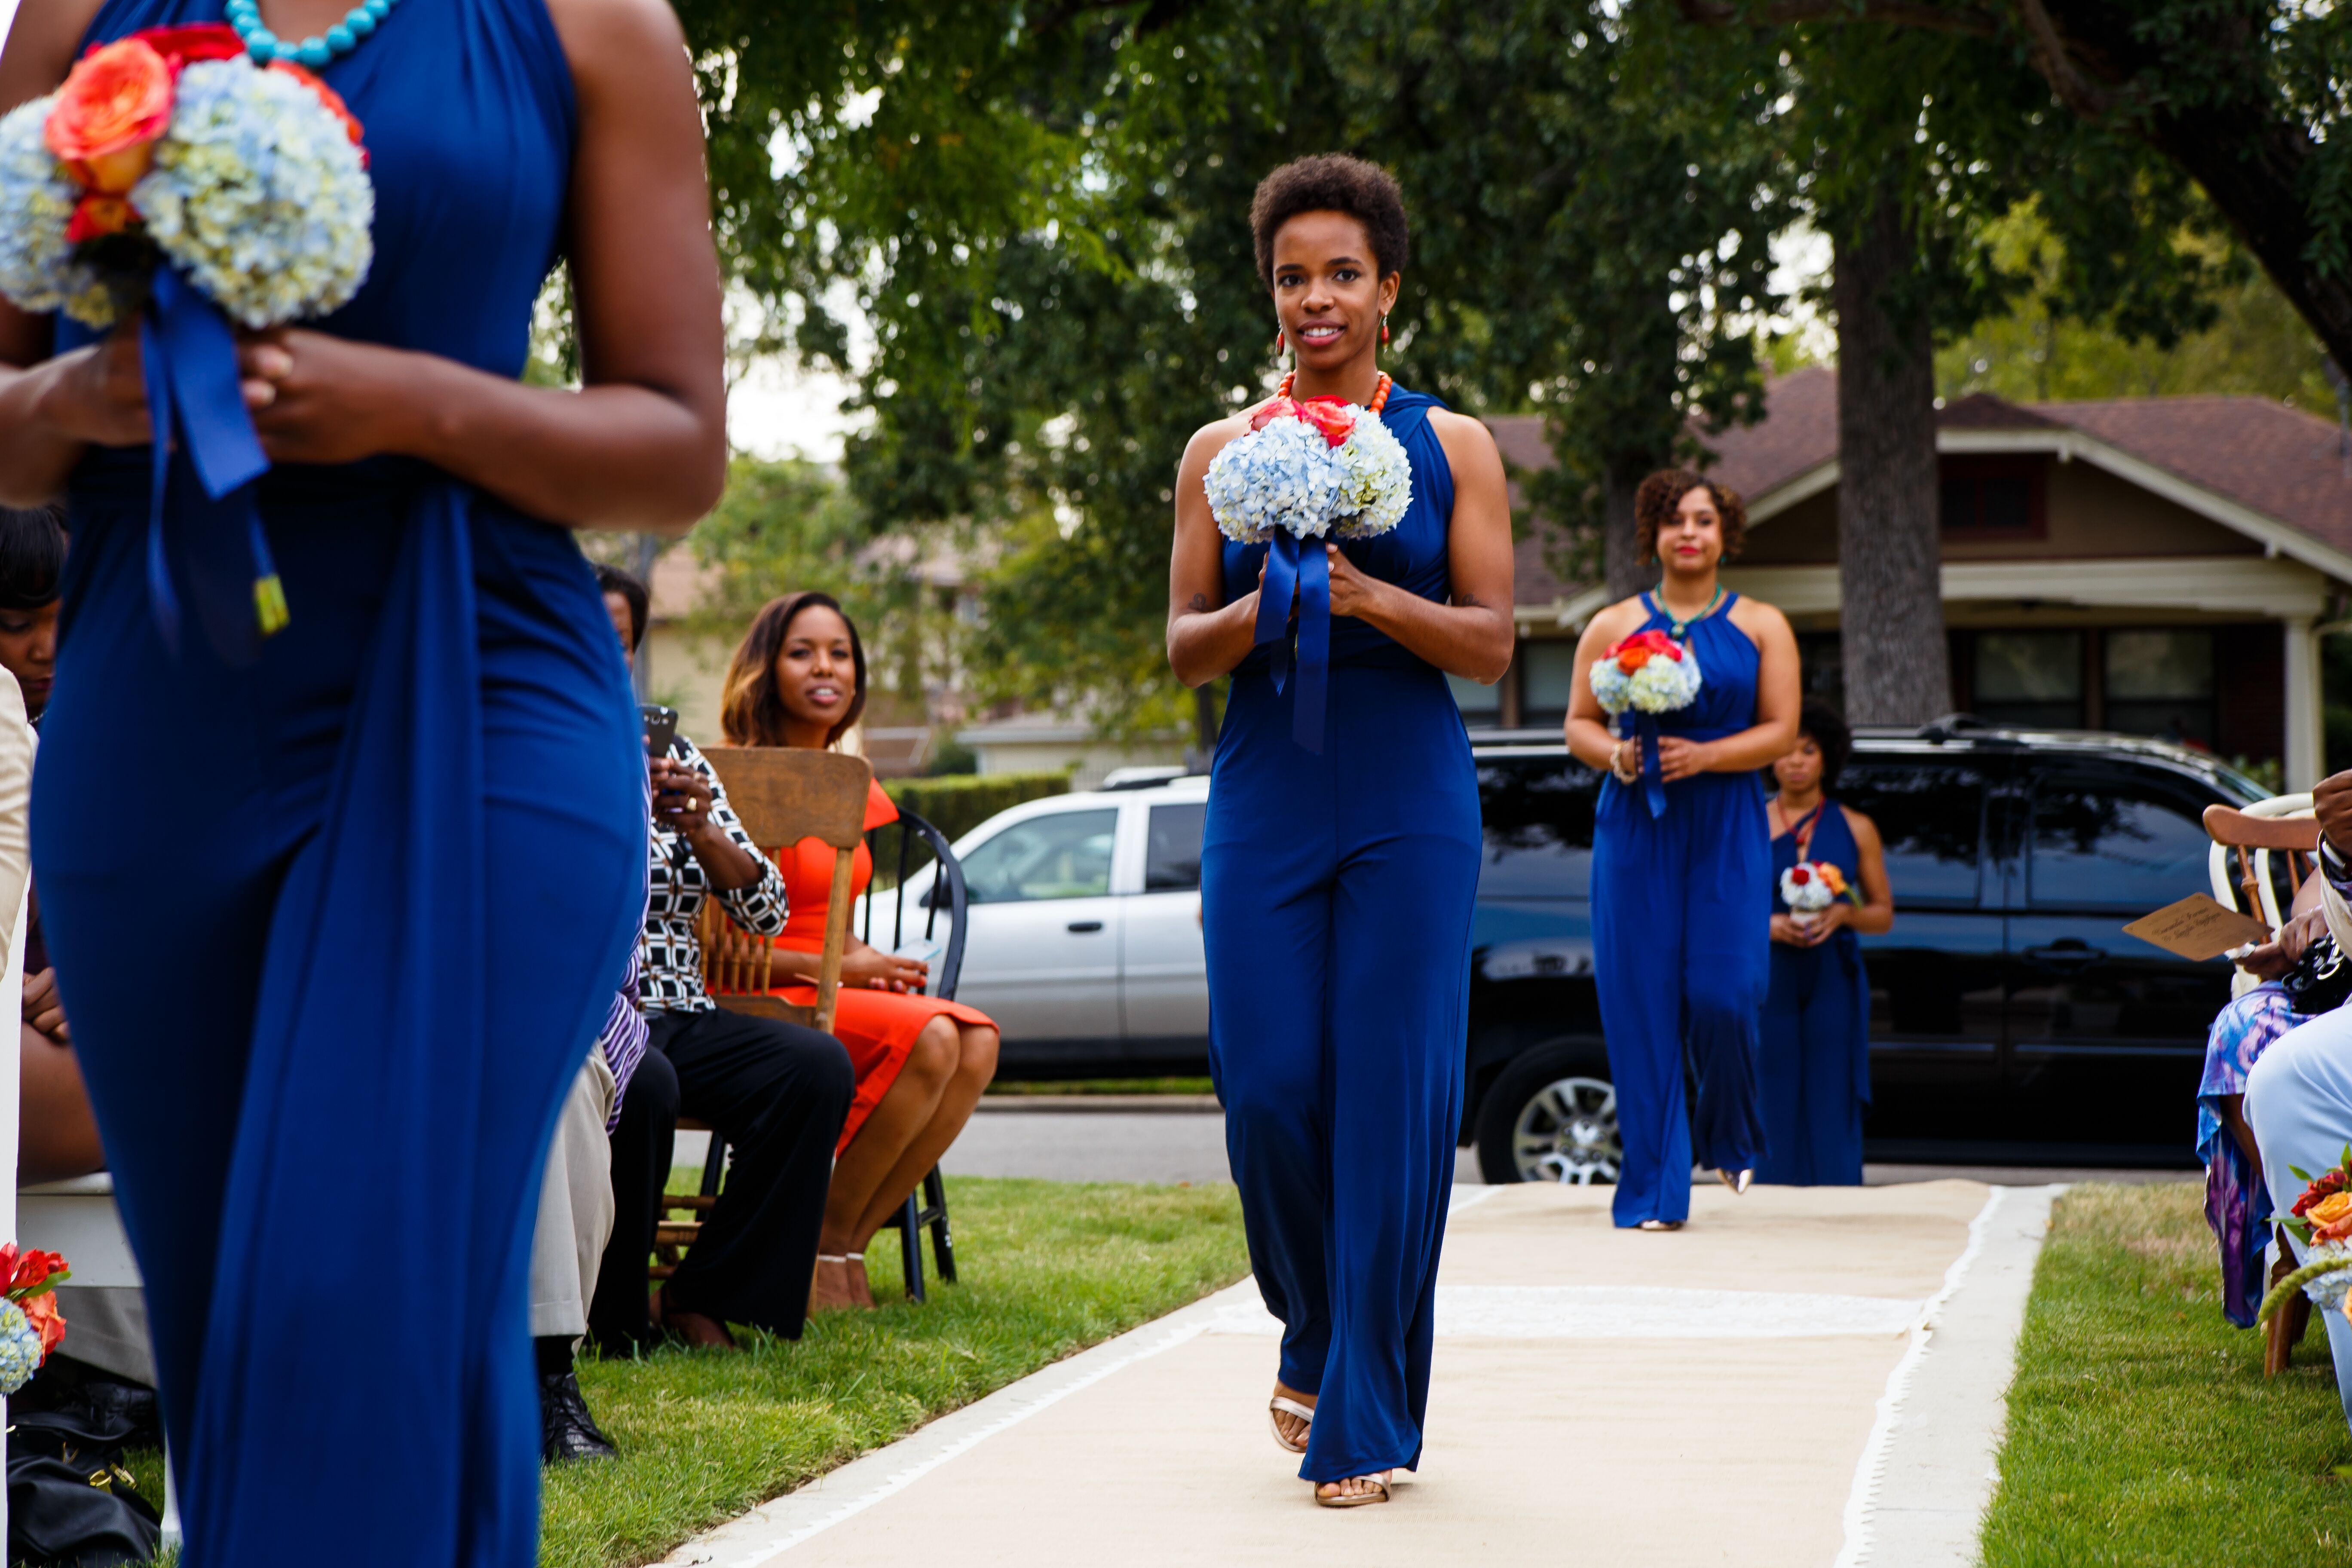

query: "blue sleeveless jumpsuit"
xmin=35 ymin=4 xmax=644 ymax=1562
xmin=1589 ymin=594 xmax=1770 ymax=1227
xmin=1200 ymin=386 xmax=1481 ymax=1485
xmin=1757 ymin=803 xmax=1872 ymax=1185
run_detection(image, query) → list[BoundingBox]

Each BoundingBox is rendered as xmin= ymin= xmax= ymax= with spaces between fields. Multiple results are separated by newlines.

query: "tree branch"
xmin=2010 ymin=0 xmax=2114 ymax=120
xmin=1673 ymin=0 xmax=2000 ymax=38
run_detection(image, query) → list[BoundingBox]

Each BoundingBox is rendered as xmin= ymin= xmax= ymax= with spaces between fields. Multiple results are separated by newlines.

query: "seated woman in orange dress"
xmin=722 ymin=592 xmax=1000 ymax=1311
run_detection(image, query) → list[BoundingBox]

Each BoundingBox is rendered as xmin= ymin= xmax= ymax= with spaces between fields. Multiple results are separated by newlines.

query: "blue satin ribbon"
xmin=1250 ymin=530 xmax=1332 ymax=751
xmin=138 ymin=266 xmax=286 ymax=664
xmin=1635 ymin=713 xmax=1665 ymax=818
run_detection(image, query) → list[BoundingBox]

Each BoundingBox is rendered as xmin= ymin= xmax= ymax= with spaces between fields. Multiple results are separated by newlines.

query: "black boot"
xmin=539 ymin=1369 xmax=619 ymax=1463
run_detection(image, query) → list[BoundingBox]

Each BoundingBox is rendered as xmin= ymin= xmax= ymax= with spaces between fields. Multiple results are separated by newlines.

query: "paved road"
xmin=934 ymin=1101 xmax=2190 ymax=1189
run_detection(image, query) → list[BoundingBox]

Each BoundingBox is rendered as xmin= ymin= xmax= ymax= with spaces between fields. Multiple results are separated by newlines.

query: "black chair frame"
xmin=693 ymin=805 xmax=968 ymax=1303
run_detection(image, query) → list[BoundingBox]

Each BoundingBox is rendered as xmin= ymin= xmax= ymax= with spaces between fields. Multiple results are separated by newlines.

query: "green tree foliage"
xmin=1937 ymin=207 xmax=2336 ymax=407
xmin=677 ymin=455 xmax=956 ymax=724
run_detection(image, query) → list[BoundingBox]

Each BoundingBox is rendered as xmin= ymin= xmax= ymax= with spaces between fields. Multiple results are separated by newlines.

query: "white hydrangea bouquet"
xmin=1592 ymin=630 xmax=1703 ymax=817
xmin=1201 ymin=381 xmax=1413 ymax=752
xmin=0 ymin=24 xmax=374 ymax=648
xmin=1203 ymin=389 xmax=1411 ymax=544
xmin=1779 ymin=859 xmax=1854 ymax=928
xmin=0 ymin=25 xmax=372 ymax=329
xmin=1589 ymin=629 xmax=1703 ymax=717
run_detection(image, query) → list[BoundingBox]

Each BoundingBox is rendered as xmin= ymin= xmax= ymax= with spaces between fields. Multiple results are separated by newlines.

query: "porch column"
xmin=2286 ymin=616 xmax=2325 ymax=792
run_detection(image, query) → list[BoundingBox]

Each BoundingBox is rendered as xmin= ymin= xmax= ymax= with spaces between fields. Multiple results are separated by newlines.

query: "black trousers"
xmin=588 ymin=1008 xmax=852 ymax=1348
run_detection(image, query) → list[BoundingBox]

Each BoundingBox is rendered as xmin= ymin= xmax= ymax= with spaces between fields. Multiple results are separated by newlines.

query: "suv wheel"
xmin=1475 ymin=1041 xmax=1619 ymax=1186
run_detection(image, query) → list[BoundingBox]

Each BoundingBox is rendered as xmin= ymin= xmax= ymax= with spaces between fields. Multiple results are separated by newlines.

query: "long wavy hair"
xmin=721 ymin=591 xmax=868 ymax=749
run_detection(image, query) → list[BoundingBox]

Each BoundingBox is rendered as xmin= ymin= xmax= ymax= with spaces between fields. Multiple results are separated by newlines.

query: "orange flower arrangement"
xmin=44 ymin=37 xmax=175 ymax=196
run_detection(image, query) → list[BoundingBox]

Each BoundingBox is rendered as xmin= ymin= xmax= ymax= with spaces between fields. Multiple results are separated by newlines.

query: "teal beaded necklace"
xmin=1652 ymin=582 xmax=1724 ymax=640
xmin=225 ymin=0 xmax=398 ymax=68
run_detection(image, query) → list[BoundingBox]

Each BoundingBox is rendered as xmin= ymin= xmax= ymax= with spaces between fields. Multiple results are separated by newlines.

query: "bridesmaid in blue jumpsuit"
xmin=1564 ymin=472 xmax=1800 ymax=1230
xmin=0 ymin=0 xmax=726 ymax=1560
xmin=1168 ymin=156 xmax=1517 ymax=1507
xmin=1758 ymin=702 xmax=1893 ymax=1186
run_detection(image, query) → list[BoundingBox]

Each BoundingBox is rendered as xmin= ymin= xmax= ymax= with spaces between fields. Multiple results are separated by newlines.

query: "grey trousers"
xmin=530 ymin=1051 xmax=617 ymax=1343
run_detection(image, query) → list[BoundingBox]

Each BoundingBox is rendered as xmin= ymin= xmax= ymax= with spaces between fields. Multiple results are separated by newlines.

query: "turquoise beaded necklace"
xmin=225 ymin=0 xmax=398 ymax=67
xmin=1651 ymin=582 xmax=1723 ymax=640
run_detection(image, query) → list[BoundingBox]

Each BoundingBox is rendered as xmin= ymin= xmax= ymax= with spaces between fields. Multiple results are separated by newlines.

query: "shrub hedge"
xmin=881 ymin=770 xmax=1072 ymax=853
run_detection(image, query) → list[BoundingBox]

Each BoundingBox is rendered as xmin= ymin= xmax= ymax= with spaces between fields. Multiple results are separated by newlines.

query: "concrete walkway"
xmin=653 ymin=1180 xmax=2057 ymax=1568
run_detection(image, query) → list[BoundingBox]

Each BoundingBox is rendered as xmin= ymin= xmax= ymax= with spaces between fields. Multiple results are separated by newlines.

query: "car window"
xmin=1837 ymin=761 xmax=1987 ymax=908
xmin=1476 ymin=756 xmax=1600 ymax=898
xmin=1145 ymin=802 xmax=1206 ymax=892
xmin=2028 ymin=773 xmax=2211 ymax=913
xmin=961 ymin=808 xmax=1119 ymax=903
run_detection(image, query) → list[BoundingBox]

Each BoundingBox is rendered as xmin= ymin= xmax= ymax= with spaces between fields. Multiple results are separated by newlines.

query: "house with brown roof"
xmin=1483 ymin=365 xmax=2352 ymax=787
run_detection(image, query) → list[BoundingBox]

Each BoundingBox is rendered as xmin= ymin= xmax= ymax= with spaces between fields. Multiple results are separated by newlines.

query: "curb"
xmin=974 ymin=1094 xmax=1222 ymax=1114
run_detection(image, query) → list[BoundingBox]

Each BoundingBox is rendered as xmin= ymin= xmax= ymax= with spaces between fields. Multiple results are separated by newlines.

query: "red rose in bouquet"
xmin=1608 ymin=628 xmax=1683 ymax=674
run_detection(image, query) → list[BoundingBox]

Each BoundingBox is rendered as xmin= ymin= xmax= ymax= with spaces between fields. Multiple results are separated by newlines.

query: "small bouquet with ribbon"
xmin=1591 ymin=629 xmax=1703 ymax=817
xmin=2263 ymin=1148 xmax=2352 ymax=1326
xmin=1203 ymin=383 xmax=1411 ymax=750
xmin=0 ymin=25 xmax=374 ymax=655
xmin=0 ymin=1243 xmax=71 ymax=1395
xmin=1779 ymin=860 xmax=1855 ymax=928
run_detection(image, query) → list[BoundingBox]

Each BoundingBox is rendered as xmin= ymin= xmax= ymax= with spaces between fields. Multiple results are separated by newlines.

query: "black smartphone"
xmin=640 ymin=704 xmax=678 ymax=758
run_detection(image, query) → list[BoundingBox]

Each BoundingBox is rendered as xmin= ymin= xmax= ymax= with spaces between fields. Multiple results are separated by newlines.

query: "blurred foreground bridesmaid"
xmin=0 ymin=0 xmax=724 ymax=1559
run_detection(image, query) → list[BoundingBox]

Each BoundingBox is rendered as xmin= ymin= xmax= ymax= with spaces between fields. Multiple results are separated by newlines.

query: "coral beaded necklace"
xmin=1276 ymin=371 xmax=1392 ymax=413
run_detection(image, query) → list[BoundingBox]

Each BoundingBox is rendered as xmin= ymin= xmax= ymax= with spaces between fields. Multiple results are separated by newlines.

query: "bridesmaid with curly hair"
xmin=1564 ymin=470 xmax=1799 ymax=1230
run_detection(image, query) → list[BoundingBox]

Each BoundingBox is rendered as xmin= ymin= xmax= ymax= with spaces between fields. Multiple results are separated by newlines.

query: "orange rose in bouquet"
xmin=45 ymin=37 xmax=174 ymax=195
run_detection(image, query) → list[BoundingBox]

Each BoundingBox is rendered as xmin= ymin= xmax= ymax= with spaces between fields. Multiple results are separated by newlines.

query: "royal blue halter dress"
xmin=1756 ymin=802 xmax=1872 ymax=1185
xmin=34 ymin=3 xmax=645 ymax=1562
xmin=1200 ymin=386 xmax=1481 ymax=1485
xmin=1588 ymin=593 xmax=1770 ymax=1227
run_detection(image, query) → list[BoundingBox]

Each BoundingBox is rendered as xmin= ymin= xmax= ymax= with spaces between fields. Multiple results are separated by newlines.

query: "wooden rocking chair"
xmin=652 ymin=748 xmax=870 ymax=1288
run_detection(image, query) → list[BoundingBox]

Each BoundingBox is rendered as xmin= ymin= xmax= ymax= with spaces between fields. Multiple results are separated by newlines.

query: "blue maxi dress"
xmin=1589 ymin=594 xmax=1770 ymax=1227
xmin=1755 ymin=803 xmax=1871 ymax=1186
xmin=1201 ymin=386 xmax=1481 ymax=1485
xmin=33 ymin=3 xmax=645 ymax=1563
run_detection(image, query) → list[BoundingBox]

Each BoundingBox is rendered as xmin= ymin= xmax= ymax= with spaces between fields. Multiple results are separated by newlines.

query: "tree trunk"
xmin=1831 ymin=186 xmax=1950 ymax=727
xmin=1602 ymin=458 xmax=1651 ymax=603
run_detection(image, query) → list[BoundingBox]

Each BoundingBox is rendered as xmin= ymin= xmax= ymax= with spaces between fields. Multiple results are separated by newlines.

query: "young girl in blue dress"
xmin=1564 ymin=472 xmax=1800 ymax=1230
xmin=1758 ymin=701 xmax=1893 ymax=1186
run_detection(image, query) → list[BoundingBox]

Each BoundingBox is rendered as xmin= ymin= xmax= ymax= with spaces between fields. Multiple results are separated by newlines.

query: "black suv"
xmin=1464 ymin=722 xmax=2270 ymax=1185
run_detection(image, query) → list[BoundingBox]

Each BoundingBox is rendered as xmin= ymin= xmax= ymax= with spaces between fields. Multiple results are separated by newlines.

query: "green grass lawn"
xmin=1980 ymin=1182 xmax=2352 ymax=1565
xmin=542 ymin=1174 xmax=1245 ymax=1568
xmin=112 ymin=1176 xmax=1240 ymax=1568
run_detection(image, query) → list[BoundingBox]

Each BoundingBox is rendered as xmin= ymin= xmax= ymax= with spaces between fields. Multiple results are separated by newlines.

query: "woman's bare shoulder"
xmin=1180 ymin=411 xmax=1254 ymax=472
xmin=0 ymin=0 xmax=104 ymax=112
xmin=1727 ymin=591 xmax=1792 ymax=637
xmin=541 ymin=0 xmax=693 ymax=94
xmin=1583 ymin=595 xmax=1652 ymax=644
xmin=1839 ymin=802 xmax=1883 ymax=847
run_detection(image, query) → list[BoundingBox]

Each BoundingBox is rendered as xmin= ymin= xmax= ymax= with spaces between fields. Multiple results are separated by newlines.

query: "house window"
xmin=1519 ymin=640 xmax=1581 ymax=730
xmin=1974 ymin=630 xmax=2083 ymax=728
xmin=1941 ymin=457 xmax=2046 ymax=538
xmin=2104 ymin=629 xmax=2216 ymax=747
xmin=1448 ymin=672 xmax=1502 ymax=728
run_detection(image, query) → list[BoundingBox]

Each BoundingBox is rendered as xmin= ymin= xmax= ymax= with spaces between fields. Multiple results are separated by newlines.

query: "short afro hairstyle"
xmin=1249 ymin=154 xmax=1409 ymax=292
xmin=1635 ymin=469 xmax=1747 ymax=564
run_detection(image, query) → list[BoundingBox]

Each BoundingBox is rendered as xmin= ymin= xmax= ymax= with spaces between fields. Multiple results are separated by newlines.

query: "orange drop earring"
xmin=1380 ymin=315 xmax=1390 ymax=345
xmin=1275 ymin=328 xmax=1286 ymax=356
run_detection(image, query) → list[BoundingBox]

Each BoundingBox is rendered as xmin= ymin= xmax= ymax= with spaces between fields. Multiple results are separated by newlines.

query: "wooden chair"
xmin=2203 ymin=794 xmax=2321 ymax=1374
xmin=652 ymin=748 xmax=870 ymax=1287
